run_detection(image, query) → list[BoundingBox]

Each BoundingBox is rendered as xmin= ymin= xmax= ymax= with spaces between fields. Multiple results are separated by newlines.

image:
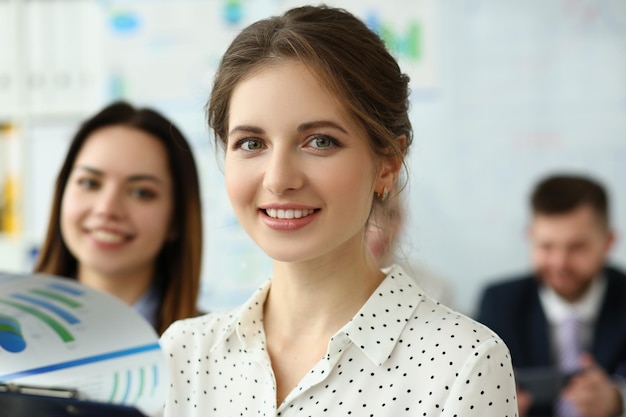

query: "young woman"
xmin=35 ymin=101 xmax=203 ymax=335
xmin=161 ymin=5 xmax=518 ymax=416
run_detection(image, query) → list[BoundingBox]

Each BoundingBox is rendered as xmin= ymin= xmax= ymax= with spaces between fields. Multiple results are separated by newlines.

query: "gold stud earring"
xmin=376 ymin=187 xmax=388 ymax=202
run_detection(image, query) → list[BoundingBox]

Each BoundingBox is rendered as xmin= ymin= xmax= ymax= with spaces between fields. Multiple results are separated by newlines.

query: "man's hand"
xmin=562 ymin=353 xmax=623 ymax=417
xmin=516 ymin=387 xmax=533 ymax=417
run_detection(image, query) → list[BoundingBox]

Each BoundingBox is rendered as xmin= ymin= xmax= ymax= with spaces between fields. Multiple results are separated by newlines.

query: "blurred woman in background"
xmin=35 ymin=101 xmax=203 ymax=334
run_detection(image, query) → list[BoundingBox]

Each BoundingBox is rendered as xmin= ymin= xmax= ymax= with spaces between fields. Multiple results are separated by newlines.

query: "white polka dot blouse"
xmin=160 ymin=265 xmax=518 ymax=416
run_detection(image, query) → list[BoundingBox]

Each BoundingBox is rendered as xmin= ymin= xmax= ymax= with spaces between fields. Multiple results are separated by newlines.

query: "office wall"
xmin=406 ymin=0 xmax=626 ymax=315
xmin=2 ymin=0 xmax=625 ymax=316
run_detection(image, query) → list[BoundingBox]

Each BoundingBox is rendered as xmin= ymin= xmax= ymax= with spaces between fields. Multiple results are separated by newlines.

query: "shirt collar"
xmin=339 ymin=264 xmax=425 ymax=366
xmin=211 ymin=280 xmax=271 ymax=353
xmin=210 ymin=265 xmax=425 ymax=367
xmin=539 ymin=273 xmax=607 ymax=324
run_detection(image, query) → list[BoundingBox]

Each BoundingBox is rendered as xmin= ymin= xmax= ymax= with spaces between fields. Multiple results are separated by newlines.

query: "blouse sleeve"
xmin=442 ymin=337 xmax=519 ymax=417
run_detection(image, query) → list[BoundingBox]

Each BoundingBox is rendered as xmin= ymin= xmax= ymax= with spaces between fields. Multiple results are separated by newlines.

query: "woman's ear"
xmin=376 ymin=135 xmax=406 ymax=191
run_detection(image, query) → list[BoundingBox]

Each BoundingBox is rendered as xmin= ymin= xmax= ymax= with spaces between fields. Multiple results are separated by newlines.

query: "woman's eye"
xmin=308 ymin=135 xmax=337 ymax=150
xmin=130 ymin=188 xmax=157 ymax=200
xmin=238 ymin=139 xmax=264 ymax=151
xmin=77 ymin=178 xmax=99 ymax=189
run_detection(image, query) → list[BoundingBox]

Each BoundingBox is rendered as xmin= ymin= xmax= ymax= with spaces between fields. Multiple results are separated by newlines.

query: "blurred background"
xmin=1 ymin=0 xmax=625 ymax=316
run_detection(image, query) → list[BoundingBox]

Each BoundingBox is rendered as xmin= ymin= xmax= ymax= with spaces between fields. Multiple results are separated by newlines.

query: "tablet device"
xmin=514 ymin=367 xmax=570 ymax=407
xmin=0 ymin=391 xmax=149 ymax=417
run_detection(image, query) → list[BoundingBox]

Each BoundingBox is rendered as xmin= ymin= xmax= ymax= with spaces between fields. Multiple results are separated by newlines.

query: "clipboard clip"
xmin=0 ymin=382 xmax=80 ymax=399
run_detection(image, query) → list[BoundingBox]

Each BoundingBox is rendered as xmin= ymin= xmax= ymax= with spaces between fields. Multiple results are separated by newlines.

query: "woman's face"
xmin=224 ymin=62 xmax=392 ymax=264
xmin=60 ymin=125 xmax=174 ymax=280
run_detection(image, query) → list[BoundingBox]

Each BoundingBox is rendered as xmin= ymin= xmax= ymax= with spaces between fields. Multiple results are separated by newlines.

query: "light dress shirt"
xmin=539 ymin=275 xmax=626 ymax=417
xmin=133 ymin=286 xmax=160 ymax=330
xmin=538 ymin=274 xmax=607 ymax=361
xmin=160 ymin=265 xmax=518 ymax=417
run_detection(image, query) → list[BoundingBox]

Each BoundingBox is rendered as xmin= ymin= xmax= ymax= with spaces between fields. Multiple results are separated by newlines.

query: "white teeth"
xmin=92 ymin=230 xmax=125 ymax=243
xmin=265 ymin=208 xmax=315 ymax=219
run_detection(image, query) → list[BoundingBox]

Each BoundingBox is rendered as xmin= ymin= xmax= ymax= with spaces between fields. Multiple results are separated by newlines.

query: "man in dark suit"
xmin=477 ymin=174 xmax=626 ymax=417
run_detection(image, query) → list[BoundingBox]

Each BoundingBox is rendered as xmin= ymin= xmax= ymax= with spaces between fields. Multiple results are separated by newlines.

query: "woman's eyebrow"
xmin=229 ymin=120 xmax=348 ymax=136
xmin=127 ymin=174 xmax=164 ymax=184
xmin=74 ymin=165 xmax=103 ymax=176
xmin=298 ymin=120 xmax=348 ymax=134
xmin=74 ymin=165 xmax=163 ymax=184
xmin=228 ymin=125 xmax=265 ymax=136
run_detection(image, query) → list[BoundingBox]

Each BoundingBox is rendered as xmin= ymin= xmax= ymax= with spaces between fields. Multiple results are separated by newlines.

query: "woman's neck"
xmin=263 ymin=248 xmax=386 ymax=406
xmin=265 ymin=249 xmax=385 ymax=339
xmin=76 ymin=266 xmax=153 ymax=306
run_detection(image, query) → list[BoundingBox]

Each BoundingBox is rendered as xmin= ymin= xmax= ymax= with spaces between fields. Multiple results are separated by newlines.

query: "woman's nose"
xmin=262 ymin=147 xmax=304 ymax=195
xmin=94 ymin=187 xmax=125 ymax=218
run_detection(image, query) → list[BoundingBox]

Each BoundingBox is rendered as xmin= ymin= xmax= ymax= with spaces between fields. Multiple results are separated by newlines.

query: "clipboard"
xmin=514 ymin=367 xmax=571 ymax=407
xmin=0 ymin=390 xmax=149 ymax=417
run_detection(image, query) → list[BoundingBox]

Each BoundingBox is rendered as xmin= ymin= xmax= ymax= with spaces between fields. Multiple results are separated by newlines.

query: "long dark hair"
xmin=35 ymin=101 xmax=203 ymax=334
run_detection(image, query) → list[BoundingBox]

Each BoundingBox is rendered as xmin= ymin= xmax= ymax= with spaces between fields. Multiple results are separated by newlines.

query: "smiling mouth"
xmin=91 ymin=230 xmax=127 ymax=243
xmin=263 ymin=208 xmax=317 ymax=219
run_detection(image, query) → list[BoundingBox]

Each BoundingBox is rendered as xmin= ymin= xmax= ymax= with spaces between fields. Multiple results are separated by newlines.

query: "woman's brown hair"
xmin=35 ymin=101 xmax=203 ymax=334
xmin=207 ymin=5 xmax=413 ymax=176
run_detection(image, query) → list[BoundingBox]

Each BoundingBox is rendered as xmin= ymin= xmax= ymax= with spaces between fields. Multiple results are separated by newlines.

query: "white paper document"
xmin=0 ymin=272 xmax=167 ymax=416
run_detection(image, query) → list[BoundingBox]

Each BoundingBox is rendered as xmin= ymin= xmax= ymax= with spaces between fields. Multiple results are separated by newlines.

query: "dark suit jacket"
xmin=477 ymin=265 xmax=626 ymax=416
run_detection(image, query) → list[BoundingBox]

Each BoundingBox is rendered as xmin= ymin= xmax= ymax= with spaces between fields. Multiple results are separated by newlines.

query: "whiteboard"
xmin=22 ymin=0 xmax=626 ymax=316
